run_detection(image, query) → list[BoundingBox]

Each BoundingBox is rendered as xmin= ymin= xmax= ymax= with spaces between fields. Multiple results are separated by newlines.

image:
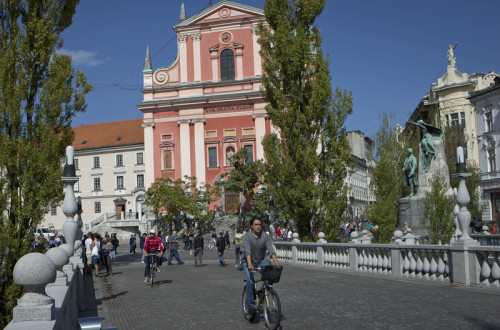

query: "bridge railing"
xmin=273 ymin=241 xmax=500 ymax=288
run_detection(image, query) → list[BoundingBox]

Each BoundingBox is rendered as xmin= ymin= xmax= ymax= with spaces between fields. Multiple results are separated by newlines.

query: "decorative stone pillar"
xmin=210 ymin=45 xmax=219 ymax=82
xmin=142 ymin=120 xmax=155 ymax=188
xmin=292 ymin=233 xmax=300 ymax=243
xmin=62 ymin=146 xmax=78 ymax=257
xmin=393 ymin=230 xmax=403 ymax=244
xmin=234 ymin=42 xmax=244 ymax=80
xmin=350 ymin=231 xmax=359 ymax=244
xmin=451 ymin=173 xmax=474 ymax=242
xmin=251 ymin=24 xmax=262 ymax=76
xmin=178 ymin=119 xmax=192 ymax=181
xmin=193 ymin=118 xmax=206 ymax=188
xmin=45 ymin=247 xmax=70 ymax=286
xmin=178 ymin=34 xmax=188 ymax=83
xmin=253 ymin=113 xmax=266 ymax=161
xmin=12 ymin=253 xmax=56 ymax=322
xmin=192 ymin=33 xmax=202 ymax=82
xmin=404 ymin=228 xmax=416 ymax=245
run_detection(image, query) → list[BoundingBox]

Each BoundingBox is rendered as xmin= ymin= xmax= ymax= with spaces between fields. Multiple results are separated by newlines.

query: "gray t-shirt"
xmin=242 ymin=231 xmax=276 ymax=264
xmin=168 ymin=235 xmax=179 ymax=250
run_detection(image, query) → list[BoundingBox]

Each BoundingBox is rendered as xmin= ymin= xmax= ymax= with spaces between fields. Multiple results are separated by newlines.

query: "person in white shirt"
xmin=287 ymin=229 xmax=293 ymax=242
xmin=84 ymin=233 xmax=93 ymax=275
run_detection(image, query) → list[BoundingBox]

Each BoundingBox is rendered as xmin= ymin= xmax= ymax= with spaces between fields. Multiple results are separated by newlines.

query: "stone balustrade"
xmin=273 ymin=240 xmax=500 ymax=288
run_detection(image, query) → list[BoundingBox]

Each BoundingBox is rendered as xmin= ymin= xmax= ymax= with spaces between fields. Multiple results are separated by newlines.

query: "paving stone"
xmin=84 ymin=246 xmax=500 ymax=329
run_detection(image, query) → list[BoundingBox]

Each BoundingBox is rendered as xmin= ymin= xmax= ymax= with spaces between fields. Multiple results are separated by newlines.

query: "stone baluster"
xmin=367 ymin=249 xmax=374 ymax=272
xmin=11 ymin=253 xmax=56 ymax=322
xmin=61 ymin=146 xmax=79 ymax=258
xmin=422 ymin=251 xmax=431 ymax=279
xmin=357 ymin=248 xmax=363 ymax=271
xmin=452 ymin=188 xmax=461 ymax=241
xmin=480 ymin=251 xmax=492 ymax=287
xmin=45 ymin=247 xmax=70 ymax=286
xmin=409 ymin=250 xmax=417 ymax=278
xmin=437 ymin=251 xmax=446 ymax=281
xmin=415 ymin=250 xmax=423 ymax=278
xmin=491 ymin=252 xmax=500 ymax=288
xmin=430 ymin=251 xmax=438 ymax=280
xmin=343 ymin=248 xmax=349 ymax=269
xmin=402 ymin=249 xmax=410 ymax=276
xmin=377 ymin=251 xmax=384 ymax=274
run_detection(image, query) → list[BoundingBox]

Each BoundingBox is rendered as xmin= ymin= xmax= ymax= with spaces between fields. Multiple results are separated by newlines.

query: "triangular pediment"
xmin=175 ymin=1 xmax=264 ymax=28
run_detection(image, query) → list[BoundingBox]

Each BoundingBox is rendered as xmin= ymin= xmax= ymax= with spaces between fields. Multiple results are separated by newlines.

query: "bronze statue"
xmin=407 ymin=120 xmax=443 ymax=174
xmin=403 ymin=148 xmax=418 ymax=197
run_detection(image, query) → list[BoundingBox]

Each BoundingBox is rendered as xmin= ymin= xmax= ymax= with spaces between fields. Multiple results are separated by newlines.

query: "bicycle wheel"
xmin=242 ymin=284 xmax=256 ymax=321
xmin=150 ymin=260 xmax=156 ymax=287
xmin=263 ymin=288 xmax=281 ymax=330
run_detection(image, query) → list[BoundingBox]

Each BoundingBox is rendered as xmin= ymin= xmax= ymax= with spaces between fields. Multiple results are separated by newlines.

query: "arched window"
xmin=220 ymin=49 xmax=235 ymax=81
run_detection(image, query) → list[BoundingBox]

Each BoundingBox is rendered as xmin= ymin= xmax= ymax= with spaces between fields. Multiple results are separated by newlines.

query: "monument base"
xmin=398 ymin=196 xmax=428 ymax=238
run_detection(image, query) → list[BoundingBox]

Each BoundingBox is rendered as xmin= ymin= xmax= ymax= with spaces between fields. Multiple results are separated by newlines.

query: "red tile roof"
xmin=72 ymin=119 xmax=144 ymax=151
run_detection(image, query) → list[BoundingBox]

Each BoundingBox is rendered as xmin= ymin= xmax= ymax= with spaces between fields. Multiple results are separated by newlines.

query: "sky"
xmin=61 ymin=0 xmax=500 ymax=138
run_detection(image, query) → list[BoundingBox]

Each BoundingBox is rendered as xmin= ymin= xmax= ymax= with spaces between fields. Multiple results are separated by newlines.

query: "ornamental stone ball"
xmin=393 ymin=230 xmax=403 ymax=239
xmin=60 ymin=243 xmax=74 ymax=257
xmin=351 ymin=231 xmax=359 ymax=239
xmin=45 ymin=247 xmax=70 ymax=270
xmin=13 ymin=253 xmax=56 ymax=286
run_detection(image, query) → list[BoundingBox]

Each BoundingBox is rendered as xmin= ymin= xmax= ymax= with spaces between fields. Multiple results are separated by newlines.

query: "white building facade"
xmin=42 ymin=119 xmax=147 ymax=231
xmin=469 ymin=77 xmax=500 ymax=224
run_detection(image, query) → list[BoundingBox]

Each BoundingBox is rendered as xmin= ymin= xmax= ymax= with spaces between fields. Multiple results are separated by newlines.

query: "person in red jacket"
xmin=144 ymin=230 xmax=163 ymax=283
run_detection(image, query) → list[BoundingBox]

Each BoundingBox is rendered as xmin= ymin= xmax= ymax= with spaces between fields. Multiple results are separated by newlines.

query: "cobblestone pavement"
xmin=86 ymin=246 xmax=500 ymax=330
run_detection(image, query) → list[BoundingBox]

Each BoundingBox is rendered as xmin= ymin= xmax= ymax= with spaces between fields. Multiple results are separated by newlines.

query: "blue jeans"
xmin=218 ymin=251 xmax=225 ymax=265
xmin=167 ymin=249 xmax=182 ymax=264
xmin=242 ymin=260 xmax=267 ymax=308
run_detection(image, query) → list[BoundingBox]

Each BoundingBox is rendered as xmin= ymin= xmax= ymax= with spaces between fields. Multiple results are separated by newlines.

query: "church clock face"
xmin=220 ymin=32 xmax=233 ymax=45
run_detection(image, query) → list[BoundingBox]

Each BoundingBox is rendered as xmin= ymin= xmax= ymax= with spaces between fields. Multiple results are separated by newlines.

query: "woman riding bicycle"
xmin=242 ymin=217 xmax=281 ymax=311
xmin=144 ymin=230 xmax=164 ymax=283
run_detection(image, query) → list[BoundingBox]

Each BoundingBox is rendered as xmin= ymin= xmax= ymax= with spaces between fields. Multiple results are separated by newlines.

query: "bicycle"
xmin=242 ymin=265 xmax=283 ymax=330
xmin=148 ymin=252 xmax=160 ymax=287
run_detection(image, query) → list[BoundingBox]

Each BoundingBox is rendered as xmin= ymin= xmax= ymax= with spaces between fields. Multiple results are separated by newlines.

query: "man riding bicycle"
xmin=144 ymin=230 xmax=164 ymax=283
xmin=242 ymin=217 xmax=281 ymax=311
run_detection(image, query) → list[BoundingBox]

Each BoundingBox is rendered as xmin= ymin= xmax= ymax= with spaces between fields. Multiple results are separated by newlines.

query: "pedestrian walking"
xmin=140 ymin=233 xmax=147 ymax=263
xmin=167 ymin=231 xmax=184 ymax=265
xmin=224 ymin=230 xmax=230 ymax=250
xmin=193 ymin=229 xmax=204 ymax=267
xmin=110 ymin=233 xmax=119 ymax=260
xmin=129 ymin=234 xmax=137 ymax=254
xmin=103 ymin=237 xmax=114 ymax=276
xmin=216 ymin=232 xmax=226 ymax=266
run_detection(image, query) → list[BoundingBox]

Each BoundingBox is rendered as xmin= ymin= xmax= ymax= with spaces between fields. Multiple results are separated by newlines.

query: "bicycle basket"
xmin=260 ymin=265 xmax=282 ymax=283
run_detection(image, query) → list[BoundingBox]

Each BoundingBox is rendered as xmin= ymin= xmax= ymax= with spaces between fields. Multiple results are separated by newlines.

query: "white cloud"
xmin=57 ymin=48 xmax=103 ymax=67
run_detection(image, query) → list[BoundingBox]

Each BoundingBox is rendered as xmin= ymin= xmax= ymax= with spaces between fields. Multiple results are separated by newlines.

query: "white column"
xmin=179 ymin=35 xmax=188 ymax=83
xmin=235 ymin=45 xmax=244 ymax=80
xmin=253 ymin=113 xmax=266 ymax=160
xmin=192 ymin=33 xmax=202 ymax=82
xmin=142 ymin=121 xmax=155 ymax=188
xmin=211 ymin=50 xmax=219 ymax=82
xmin=178 ymin=119 xmax=192 ymax=181
xmin=251 ymin=25 xmax=262 ymax=76
xmin=193 ymin=118 xmax=206 ymax=188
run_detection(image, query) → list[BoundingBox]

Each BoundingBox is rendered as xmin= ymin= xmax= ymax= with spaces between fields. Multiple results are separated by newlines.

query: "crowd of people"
xmin=82 ymin=232 xmax=118 ymax=277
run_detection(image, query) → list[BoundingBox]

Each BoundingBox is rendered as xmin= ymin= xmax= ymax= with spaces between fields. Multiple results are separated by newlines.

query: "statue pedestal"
xmin=398 ymin=196 xmax=427 ymax=238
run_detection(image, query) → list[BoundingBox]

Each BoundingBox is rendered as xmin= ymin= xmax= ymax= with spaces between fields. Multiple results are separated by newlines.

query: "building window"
xmin=460 ymin=111 xmax=466 ymax=128
xmin=225 ymin=146 xmax=235 ymax=165
xmin=137 ymin=174 xmax=144 ymax=188
xmin=487 ymin=139 xmax=496 ymax=172
xmin=208 ymin=147 xmax=218 ymax=167
xmin=95 ymin=202 xmax=101 ymax=213
xmin=51 ymin=207 xmax=57 ymax=216
xmin=220 ymin=49 xmax=235 ymax=81
xmin=74 ymin=158 xmax=79 ymax=170
xmin=137 ymin=152 xmax=144 ymax=165
xmin=451 ymin=113 xmax=459 ymax=127
xmin=116 ymin=154 xmax=123 ymax=167
xmin=244 ymin=145 xmax=254 ymax=163
xmin=93 ymin=177 xmax=101 ymax=191
xmin=486 ymin=112 xmax=493 ymax=132
xmin=116 ymin=176 xmax=124 ymax=189
xmin=161 ymin=133 xmax=173 ymax=141
xmin=74 ymin=179 xmax=79 ymax=192
xmin=163 ymin=150 xmax=173 ymax=170
xmin=93 ymin=156 xmax=100 ymax=168
xmin=445 ymin=115 xmax=450 ymax=127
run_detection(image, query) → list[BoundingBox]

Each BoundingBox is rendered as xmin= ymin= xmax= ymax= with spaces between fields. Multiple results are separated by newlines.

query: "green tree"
xmin=145 ymin=176 xmax=219 ymax=231
xmin=0 ymin=1 xmax=91 ymax=325
xmin=259 ymin=0 xmax=353 ymax=239
xmin=423 ymin=172 xmax=455 ymax=244
xmin=222 ymin=148 xmax=271 ymax=223
xmin=367 ymin=113 xmax=406 ymax=243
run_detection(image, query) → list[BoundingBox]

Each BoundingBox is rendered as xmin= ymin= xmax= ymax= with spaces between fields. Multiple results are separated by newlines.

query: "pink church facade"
xmin=138 ymin=1 xmax=272 ymax=213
